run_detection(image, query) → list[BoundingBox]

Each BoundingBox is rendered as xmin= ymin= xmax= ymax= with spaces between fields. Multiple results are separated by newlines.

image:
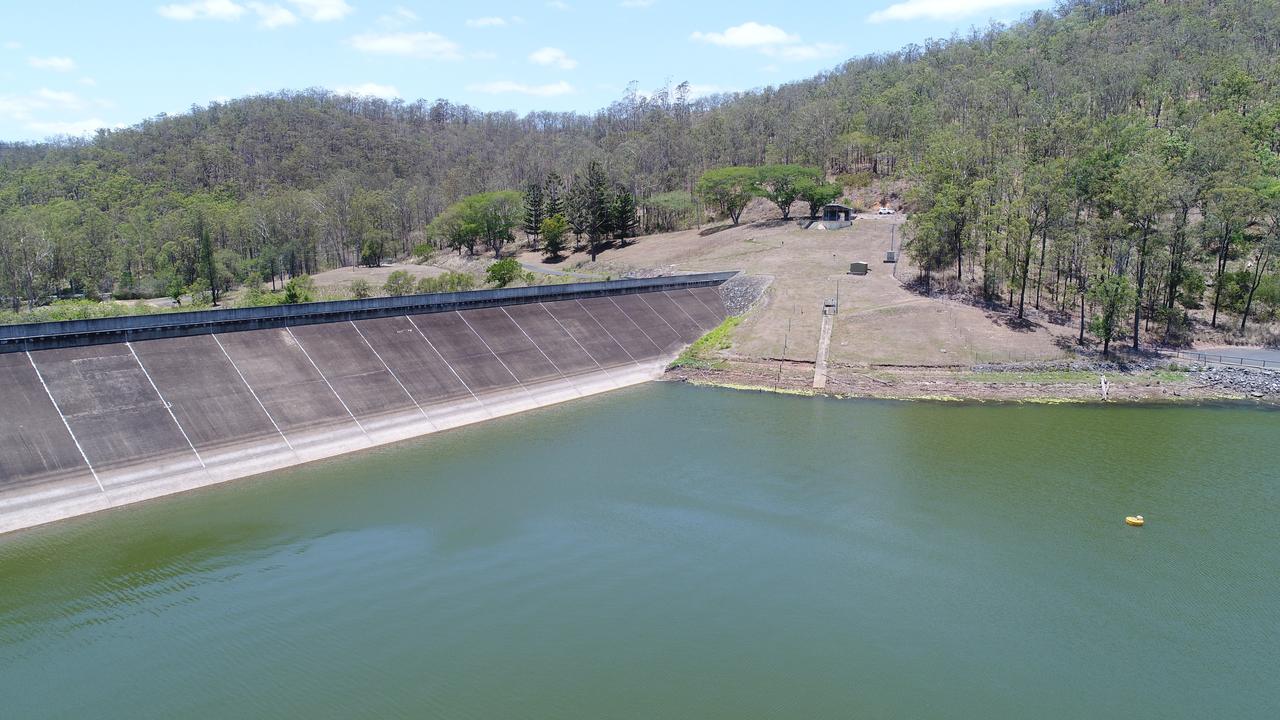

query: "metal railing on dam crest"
xmin=0 ymin=271 xmax=737 ymax=353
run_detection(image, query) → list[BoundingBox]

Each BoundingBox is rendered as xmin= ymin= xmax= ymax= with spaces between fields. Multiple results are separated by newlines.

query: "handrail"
xmin=1161 ymin=348 xmax=1276 ymax=369
xmin=0 ymin=271 xmax=736 ymax=353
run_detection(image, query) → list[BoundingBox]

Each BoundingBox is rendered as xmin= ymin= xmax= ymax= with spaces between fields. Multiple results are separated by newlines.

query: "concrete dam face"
xmin=0 ymin=274 xmax=731 ymax=533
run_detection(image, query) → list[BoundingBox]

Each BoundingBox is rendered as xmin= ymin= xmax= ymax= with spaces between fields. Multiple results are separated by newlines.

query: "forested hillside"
xmin=2 ymin=0 xmax=1279 ymax=342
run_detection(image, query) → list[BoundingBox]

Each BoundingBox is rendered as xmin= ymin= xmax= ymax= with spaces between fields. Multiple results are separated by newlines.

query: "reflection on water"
xmin=2 ymin=385 xmax=1278 ymax=719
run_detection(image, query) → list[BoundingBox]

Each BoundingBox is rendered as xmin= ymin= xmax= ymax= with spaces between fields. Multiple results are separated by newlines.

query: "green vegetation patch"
xmin=670 ymin=315 xmax=743 ymax=369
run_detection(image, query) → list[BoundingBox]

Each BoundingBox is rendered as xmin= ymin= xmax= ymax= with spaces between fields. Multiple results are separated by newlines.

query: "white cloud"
xmin=348 ymin=31 xmax=462 ymax=60
xmin=690 ymin=21 xmax=841 ymax=63
xmin=620 ymin=0 xmax=654 ymax=6
xmin=26 ymin=118 xmax=109 ymax=136
xmin=157 ymin=0 xmax=347 ymax=25
xmin=247 ymin=3 xmax=298 ymax=28
xmin=0 ymin=88 xmax=85 ymax=124
xmin=286 ymin=0 xmax=352 ymax=22
xmin=333 ymin=82 xmax=400 ymax=99
xmin=35 ymin=88 xmax=82 ymax=107
xmin=468 ymin=80 xmax=574 ymax=97
xmin=28 ymin=55 xmax=76 ymax=71
xmin=79 ymin=76 xmax=97 ymax=86
xmin=760 ymin=42 xmax=843 ymax=61
xmin=466 ymin=16 xmax=507 ymax=27
xmin=547 ymin=1 xmax=569 ymax=10
xmin=529 ymin=46 xmax=576 ymax=69
xmin=867 ymin=0 xmax=1039 ymax=23
xmin=3 ymin=41 xmax=22 ymax=50
xmin=157 ymin=0 xmax=246 ymax=21
xmin=377 ymin=6 xmax=418 ymax=27
xmin=690 ymin=21 xmax=797 ymax=47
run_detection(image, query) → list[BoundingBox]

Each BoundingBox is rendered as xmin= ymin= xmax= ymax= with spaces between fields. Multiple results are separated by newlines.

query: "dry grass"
xmin=517 ymin=201 xmax=1076 ymax=368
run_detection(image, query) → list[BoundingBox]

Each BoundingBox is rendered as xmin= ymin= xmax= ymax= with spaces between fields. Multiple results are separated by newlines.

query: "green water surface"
xmin=2 ymin=384 xmax=1278 ymax=718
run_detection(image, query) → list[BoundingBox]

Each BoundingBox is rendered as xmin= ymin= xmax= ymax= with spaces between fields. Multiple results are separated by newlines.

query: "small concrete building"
xmin=849 ymin=261 xmax=869 ymax=275
xmin=807 ymin=204 xmax=855 ymax=230
xmin=821 ymin=204 xmax=854 ymax=223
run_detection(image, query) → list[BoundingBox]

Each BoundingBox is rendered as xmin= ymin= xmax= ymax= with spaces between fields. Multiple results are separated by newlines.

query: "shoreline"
xmin=664 ymin=360 xmax=1280 ymax=405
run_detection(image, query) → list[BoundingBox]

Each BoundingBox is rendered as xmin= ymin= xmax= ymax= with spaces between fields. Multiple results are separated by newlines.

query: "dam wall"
xmin=0 ymin=275 xmax=731 ymax=533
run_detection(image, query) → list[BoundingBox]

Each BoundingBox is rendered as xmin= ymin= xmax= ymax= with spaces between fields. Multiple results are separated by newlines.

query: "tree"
xmin=1088 ymin=274 xmax=1136 ymax=356
xmin=544 ymin=172 xmax=565 ymax=220
xmin=350 ymin=278 xmax=371 ymax=298
xmin=1240 ymin=183 xmax=1280 ymax=331
xmin=486 ymin=257 xmax=526 ymax=288
xmin=795 ymin=178 xmax=842 ymax=219
xmin=540 ymin=213 xmax=569 ymax=260
xmin=755 ymin=165 xmax=822 ymax=219
xmin=1112 ymin=144 xmax=1170 ymax=347
xmin=427 ymin=191 xmax=524 ymax=258
xmin=611 ymin=185 xmax=638 ymax=242
xmin=383 ymin=269 xmax=416 ymax=296
xmin=196 ymin=214 xmax=219 ymax=306
xmin=581 ymin=161 xmax=613 ymax=261
xmin=695 ymin=167 xmax=758 ymax=225
xmin=523 ymin=182 xmax=545 ymax=250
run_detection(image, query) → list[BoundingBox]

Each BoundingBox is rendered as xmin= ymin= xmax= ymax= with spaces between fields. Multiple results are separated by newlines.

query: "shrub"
xmin=383 ymin=270 xmax=416 ymax=297
xmin=350 ymin=278 xmax=372 ymax=299
xmin=414 ymin=271 xmax=477 ymax=294
xmin=411 ymin=242 xmax=436 ymax=263
xmin=485 ymin=257 xmax=524 ymax=288
xmin=283 ymin=275 xmax=315 ymax=304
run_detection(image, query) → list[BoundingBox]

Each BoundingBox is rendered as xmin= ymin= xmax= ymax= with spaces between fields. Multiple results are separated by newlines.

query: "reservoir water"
xmin=2 ymin=384 xmax=1278 ymax=718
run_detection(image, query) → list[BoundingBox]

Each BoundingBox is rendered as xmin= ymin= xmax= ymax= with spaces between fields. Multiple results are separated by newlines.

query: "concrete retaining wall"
xmin=0 ymin=281 xmax=729 ymax=533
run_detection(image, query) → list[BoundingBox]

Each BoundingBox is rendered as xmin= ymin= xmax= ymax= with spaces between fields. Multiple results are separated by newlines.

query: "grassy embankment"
xmin=670 ymin=315 xmax=743 ymax=370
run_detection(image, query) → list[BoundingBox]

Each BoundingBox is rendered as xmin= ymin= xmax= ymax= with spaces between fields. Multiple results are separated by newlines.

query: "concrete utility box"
xmin=885 ymin=250 xmax=897 ymax=263
xmin=849 ymin=261 xmax=869 ymax=275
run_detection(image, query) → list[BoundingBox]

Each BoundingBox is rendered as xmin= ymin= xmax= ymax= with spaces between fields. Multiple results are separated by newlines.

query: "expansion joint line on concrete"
xmin=349 ymin=321 xmax=438 ymax=430
xmin=606 ymin=297 xmax=664 ymax=354
xmin=661 ymin=291 xmax=705 ymax=330
xmin=636 ymin=293 xmax=685 ymax=341
xmin=126 ymin=341 xmax=207 ymax=469
xmin=686 ymin=289 xmax=719 ymax=317
xmin=25 ymin=351 xmax=105 ymax=492
xmin=574 ymin=300 xmax=641 ymax=366
xmin=404 ymin=315 xmax=493 ymax=418
xmin=284 ymin=327 xmax=372 ymax=441
xmin=539 ymin=303 xmax=611 ymax=377
xmin=455 ymin=311 xmax=540 ymax=405
xmin=211 ymin=334 xmax=296 ymax=454
xmin=499 ymin=307 xmax=584 ymax=396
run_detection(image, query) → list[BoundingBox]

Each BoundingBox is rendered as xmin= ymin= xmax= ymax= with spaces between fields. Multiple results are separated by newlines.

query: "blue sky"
xmin=0 ymin=0 xmax=1052 ymax=142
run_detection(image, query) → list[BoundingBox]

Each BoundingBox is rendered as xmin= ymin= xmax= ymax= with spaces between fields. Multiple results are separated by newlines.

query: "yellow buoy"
xmin=1125 ymin=515 xmax=1145 ymax=527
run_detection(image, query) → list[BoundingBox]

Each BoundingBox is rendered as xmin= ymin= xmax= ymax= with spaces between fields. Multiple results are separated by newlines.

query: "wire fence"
xmin=1160 ymin=349 xmax=1278 ymax=369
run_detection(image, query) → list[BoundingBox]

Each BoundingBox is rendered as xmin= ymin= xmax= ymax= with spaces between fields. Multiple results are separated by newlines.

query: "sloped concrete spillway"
xmin=0 ymin=274 xmax=732 ymax=533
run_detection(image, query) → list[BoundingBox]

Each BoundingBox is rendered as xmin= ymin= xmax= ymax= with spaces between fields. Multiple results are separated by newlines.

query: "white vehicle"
xmin=877 ymin=206 xmax=896 ymax=215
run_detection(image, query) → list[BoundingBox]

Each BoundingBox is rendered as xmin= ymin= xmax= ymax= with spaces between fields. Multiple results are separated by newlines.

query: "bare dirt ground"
xmin=517 ymin=200 xmax=1276 ymax=403
xmin=307 ymin=261 xmax=449 ymax=293
xmin=520 ymin=203 xmax=1073 ymax=366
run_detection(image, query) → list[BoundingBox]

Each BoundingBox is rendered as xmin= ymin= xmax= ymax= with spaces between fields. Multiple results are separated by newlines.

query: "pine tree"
xmin=544 ymin=172 xmax=565 ymax=219
xmin=565 ymin=173 xmax=589 ymax=249
xmin=583 ymin=161 xmax=612 ymax=261
xmin=522 ymin=182 xmax=545 ymax=250
xmin=196 ymin=214 xmax=219 ymax=306
xmin=611 ymin=185 xmax=638 ymax=243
